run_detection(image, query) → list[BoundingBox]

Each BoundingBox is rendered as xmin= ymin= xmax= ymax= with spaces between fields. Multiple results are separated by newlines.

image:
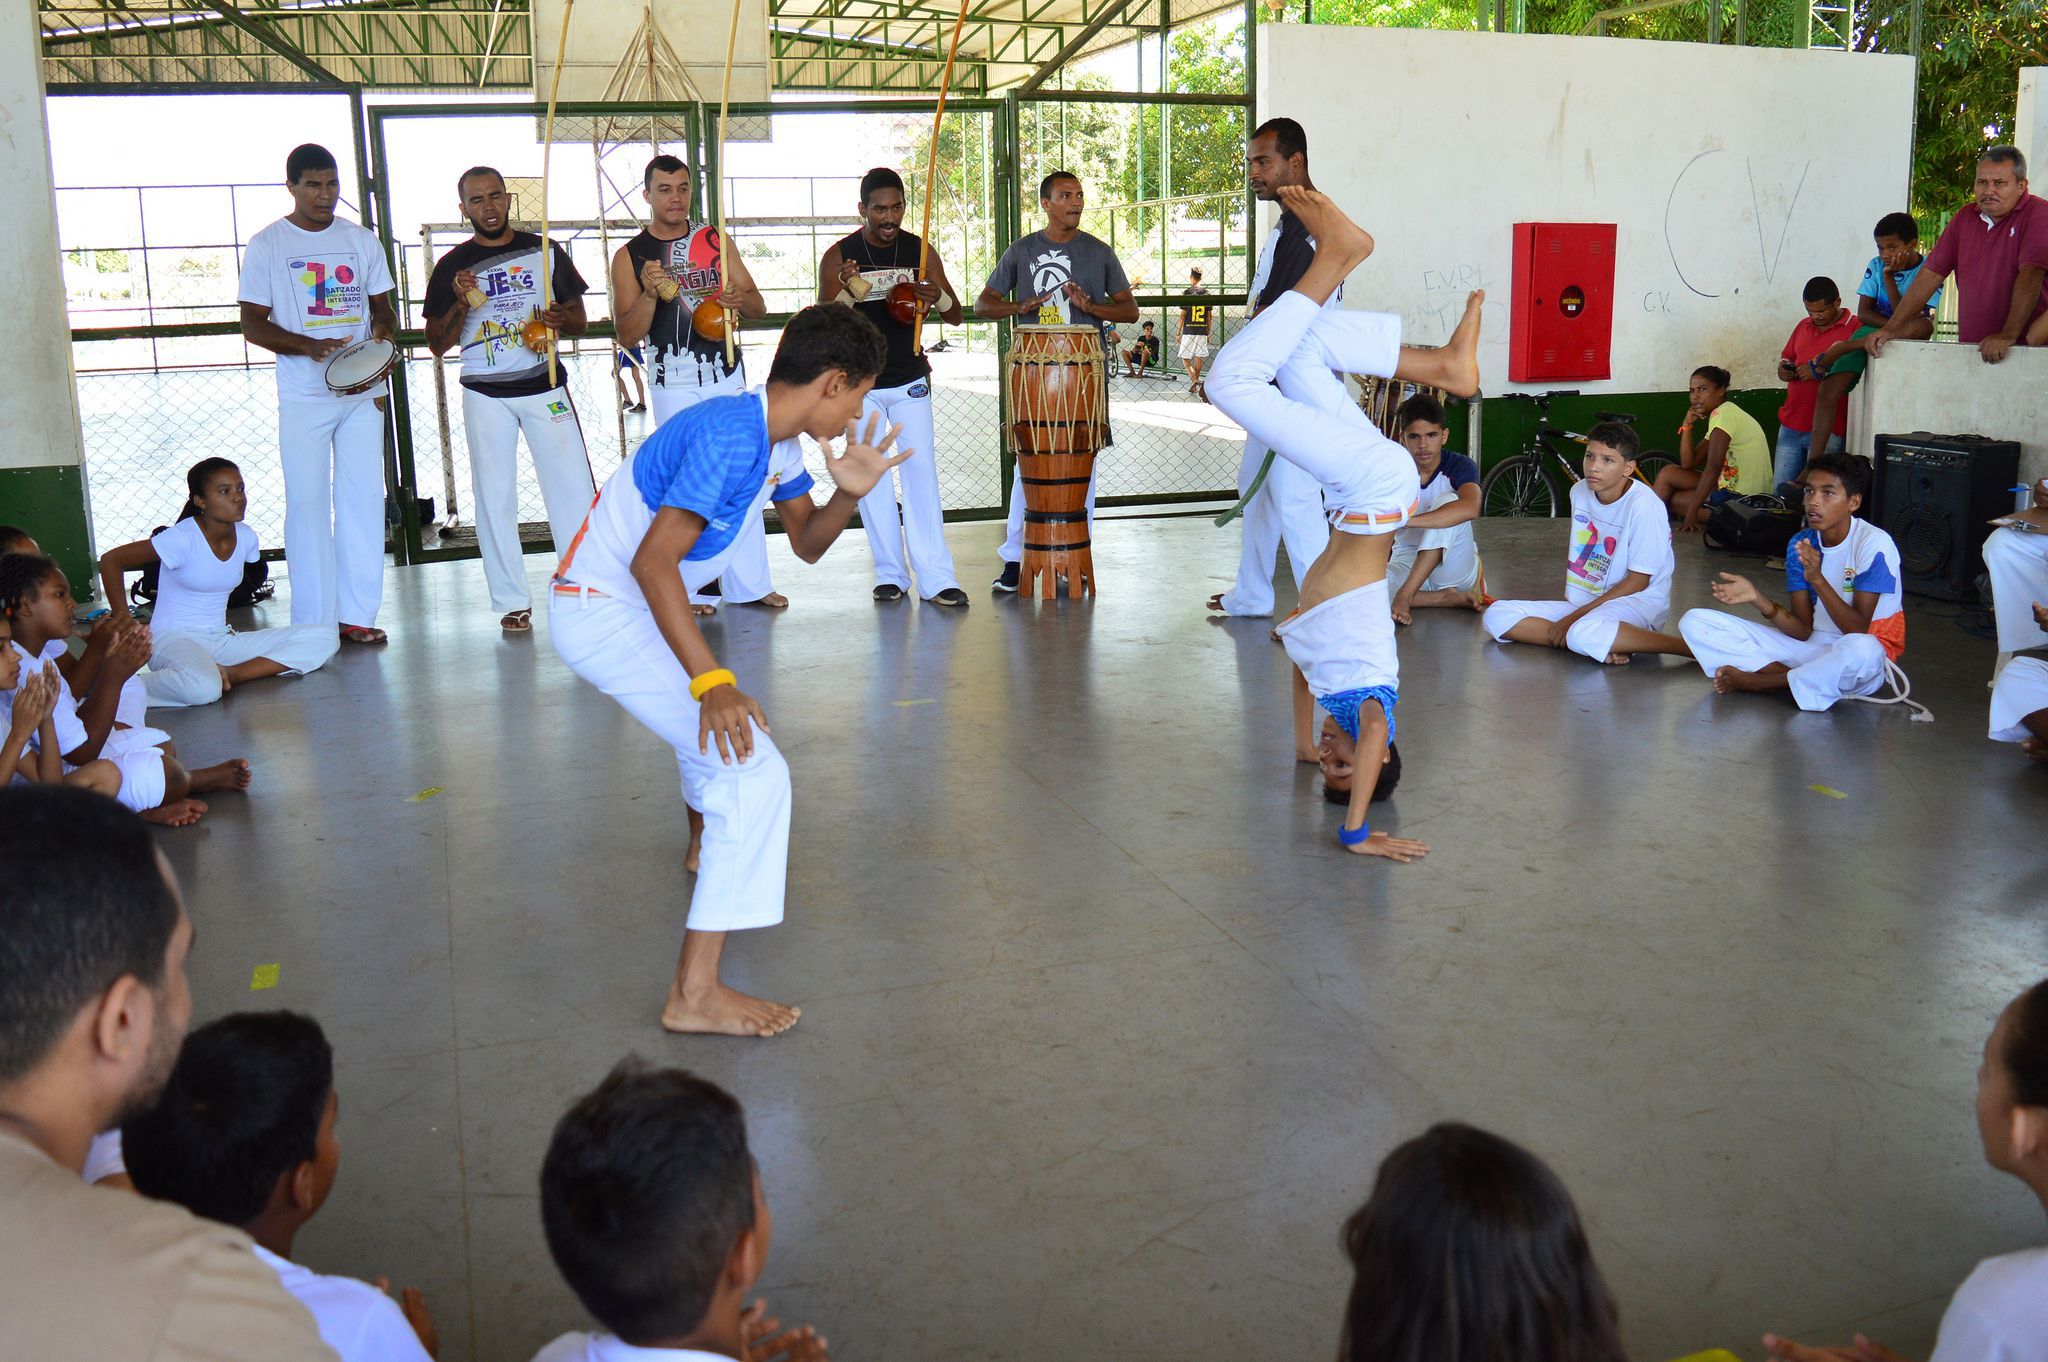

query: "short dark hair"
xmin=1873 ymin=211 xmax=1918 ymax=243
xmin=644 ymin=154 xmax=689 ymax=189
xmin=285 ymin=143 xmax=337 ymax=185
xmin=859 ymin=167 xmax=905 ymax=204
xmin=122 ymin=1012 xmax=333 ymax=1228
xmin=1251 ymin=117 xmax=1307 ymax=163
xmin=1691 ymin=364 xmax=1732 ymax=392
xmin=2005 ymin=978 xmax=2048 ymax=1108
xmin=1340 ymin=1123 xmax=1627 ymax=1362
xmin=0 ymin=551 xmax=65 ymax=623
xmin=1189 ymin=267 xmax=1203 ymax=279
xmin=1584 ymin=420 xmax=1639 ymax=462
xmin=0 ymin=789 xmax=180 ymax=1084
xmin=0 ymin=525 xmax=32 ymax=555
xmin=541 ymin=1060 xmax=756 ymax=1345
xmin=766 ymin=304 xmax=887 ymax=387
xmin=457 ymin=165 xmax=504 ymax=200
xmin=1802 ymin=275 xmax=1841 ymax=304
xmin=1397 ymin=393 xmax=1446 ymax=431
xmin=1804 ymin=451 xmax=1872 ymax=503
xmin=1141 ymin=320 xmax=1155 ymax=330
xmin=1981 ymin=145 xmax=2028 ymax=180
xmin=1039 ymin=171 xmax=1080 ymax=202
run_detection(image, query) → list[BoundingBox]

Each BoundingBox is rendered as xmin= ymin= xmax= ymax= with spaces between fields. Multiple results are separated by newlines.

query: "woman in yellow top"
xmin=1653 ymin=364 xmax=1773 ymax=532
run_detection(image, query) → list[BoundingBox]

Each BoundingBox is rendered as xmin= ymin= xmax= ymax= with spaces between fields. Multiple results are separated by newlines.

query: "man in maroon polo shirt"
xmin=1871 ymin=146 xmax=2048 ymax=364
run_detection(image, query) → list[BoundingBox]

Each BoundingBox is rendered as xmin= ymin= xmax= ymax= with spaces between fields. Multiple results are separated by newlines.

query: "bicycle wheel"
xmin=1634 ymin=449 xmax=1676 ymax=486
xmin=1481 ymin=455 xmax=1563 ymax=517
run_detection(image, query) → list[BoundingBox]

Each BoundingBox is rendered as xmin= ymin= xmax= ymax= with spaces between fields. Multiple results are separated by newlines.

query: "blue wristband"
xmin=1337 ymin=822 xmax=1372 ymax=846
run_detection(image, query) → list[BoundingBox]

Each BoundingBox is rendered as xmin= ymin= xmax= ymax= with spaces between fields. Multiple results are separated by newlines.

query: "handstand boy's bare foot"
xmin=1441 ymin=290 xmax=1484 ymax=398
xmin=661 ymin=984 xmax=802 ymax=1038
xmin=188 ymin=758 xmax=252 ymax=793
xmin=684 ymin=808 xmax=704 ymax=874
xmin=1276 ymin=187 xmax=1374 ymax=277
xmin=2022 ymin=736 xmax=2048 ymax=763
xmin=1714 ymin=664 xmax=1789 ymax=694
xmin=140 ymin=798 xmax=208 ymax=827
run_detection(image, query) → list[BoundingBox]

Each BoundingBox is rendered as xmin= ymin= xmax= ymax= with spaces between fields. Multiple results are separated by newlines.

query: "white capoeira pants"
xmin=1216 ymin=438 xmax=1330 ymax=617
xmin=1390 ymin=492 xmax=1481 ymax=594
xmin=857 ymin=380 xmax=958 ymax=596
xmin=115 ymin=675 xmax=149 ymax=732
xmin=1983 ymin=527 xmax=2048 ymax=653
xmin=142 ymin=625 xmax=339 ymax=709
xmin=1990 ymin=655 xmax=2048 ymax=741
xmin=1678 ymin=609 xmax=1888 ymax=711
xmin=548 ymin=589 xmax=789 ymax=933
xmin=1206 ymin=291 xmax=1416 ymax=527
xmin=1483 ymin=594 xmax=1666 ymax=663
xmin=462 ymin=386 xmax=596 ymax=614
xmin=279 ymin=397 xmax=386 ymax=628
xmin=80 ymin=726 xmax=172 ymax=812
xmin=652 ymin=377 xmax=778 ymax=605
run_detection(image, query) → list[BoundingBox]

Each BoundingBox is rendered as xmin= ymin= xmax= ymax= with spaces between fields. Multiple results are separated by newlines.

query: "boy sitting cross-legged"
xmin=1386 ymin=393 xmax=1485 ymax=623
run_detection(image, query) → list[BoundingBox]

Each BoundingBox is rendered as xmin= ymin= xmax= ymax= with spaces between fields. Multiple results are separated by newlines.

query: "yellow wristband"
xmin=688 ymin=668 xmax=736 ymax=701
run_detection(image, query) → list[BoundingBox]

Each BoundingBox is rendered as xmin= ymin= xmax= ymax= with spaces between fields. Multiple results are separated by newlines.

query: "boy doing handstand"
xmin=1206 ymin=187 xmax=1480 ymax=861
xmin=549 ymin=305 xmax=910 ymax=1035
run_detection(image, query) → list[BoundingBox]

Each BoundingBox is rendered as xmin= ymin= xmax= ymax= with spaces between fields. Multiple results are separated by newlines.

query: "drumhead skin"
xmin=324 ymin=337 xmax=397 ymax=395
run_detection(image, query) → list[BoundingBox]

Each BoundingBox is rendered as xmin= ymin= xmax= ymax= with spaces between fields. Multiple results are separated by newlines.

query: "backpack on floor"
xmin=131 ymin=525 xmax=274 ymax=610
xmin=1704 ymin=495 xmax=1802 ymax=556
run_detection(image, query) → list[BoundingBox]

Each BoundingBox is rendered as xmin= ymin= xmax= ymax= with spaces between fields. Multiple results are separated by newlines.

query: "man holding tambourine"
xmin=423 ymin=165 xmax=594 ymax=635
xmin=238 ymin=142 xmax=399 ymax=646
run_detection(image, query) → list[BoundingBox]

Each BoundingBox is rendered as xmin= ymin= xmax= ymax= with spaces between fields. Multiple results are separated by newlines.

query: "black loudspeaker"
xmin=1870 ymin=432 xmax=2020 ymax=601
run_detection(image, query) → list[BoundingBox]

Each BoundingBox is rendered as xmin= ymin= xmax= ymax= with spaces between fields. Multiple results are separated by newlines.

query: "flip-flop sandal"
xmin=500 ymin=609 xmax=533 ymax=632
xmin=338 ymin=624 xmax=388 ymax=645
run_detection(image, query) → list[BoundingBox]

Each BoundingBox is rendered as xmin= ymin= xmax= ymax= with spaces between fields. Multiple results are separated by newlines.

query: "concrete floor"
xmin=147 ymin=515 xmax=2046 ymax=1362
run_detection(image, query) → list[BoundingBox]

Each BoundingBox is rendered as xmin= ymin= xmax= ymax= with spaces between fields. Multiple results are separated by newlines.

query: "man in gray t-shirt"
xmin=976 ymin=171 xmax=1139 ymax=590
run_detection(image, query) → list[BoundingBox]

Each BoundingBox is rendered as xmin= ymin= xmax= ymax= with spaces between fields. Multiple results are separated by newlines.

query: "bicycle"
xmin=1478 ymin=390 xmax=1676 ymax=518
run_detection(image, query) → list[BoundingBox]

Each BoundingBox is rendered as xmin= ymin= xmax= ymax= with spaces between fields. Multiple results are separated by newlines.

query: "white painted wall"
xmin=1257 ymin=25 xmax=1915 ymax=395
xmin=2017 ymin=68 xmax=2047 ymax=181
xmin=1 ymin=0 xmax=85 ymax=473
xmin=1851 ymin=343 xmax=2048 ymax=486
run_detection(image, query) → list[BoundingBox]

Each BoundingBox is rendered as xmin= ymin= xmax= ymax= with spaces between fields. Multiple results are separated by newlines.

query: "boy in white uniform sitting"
xmin=533 ymin=1062 xmax=827 ymax=1362
xmin=122 ymin=1011 xmax=439 ymax=1362
xmin=549 ymin=306 xmax=910 ymax=1036
xmin=1678 ymin=453 xmax=1915 ymax=712
xmin=1482 ymin=423 xmax=1687 ymax=666
xmin=1989 ymin=604 xmax=2048 ymax=761
xmin=1386 ymin=393 xmax=1484 ymax=622
xmin=1206 ymin=187 xmax=1479 ymax=861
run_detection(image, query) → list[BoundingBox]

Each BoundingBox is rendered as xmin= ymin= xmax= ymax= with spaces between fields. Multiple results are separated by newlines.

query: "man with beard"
xmin=424 ymin=166 xmax=594 ymax=633
xmin=0 ymin=787 xmax=337 ymax=1360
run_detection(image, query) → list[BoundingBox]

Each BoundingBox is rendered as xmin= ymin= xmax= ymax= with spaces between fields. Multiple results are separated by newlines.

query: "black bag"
xmin=132 ymin=525 xmax=274 ymax=609
xmin=1704 ymin=495 xmax=1802 ymax=556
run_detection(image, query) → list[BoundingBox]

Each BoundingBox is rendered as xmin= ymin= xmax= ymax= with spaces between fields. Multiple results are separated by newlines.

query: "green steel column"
xmin=998 ymin=91 xmax=1021 ymax=521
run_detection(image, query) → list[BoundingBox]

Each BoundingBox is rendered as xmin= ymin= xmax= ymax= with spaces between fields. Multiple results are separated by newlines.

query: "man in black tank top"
xmin=817 ymin=167 xmax=969 ymax=607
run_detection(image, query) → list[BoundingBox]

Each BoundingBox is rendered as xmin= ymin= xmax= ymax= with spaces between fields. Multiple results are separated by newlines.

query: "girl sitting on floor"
xmin=98 ymin=458 xmax=337 ymax=709
xmin=0 ymin=614 xmax=119 ymax=797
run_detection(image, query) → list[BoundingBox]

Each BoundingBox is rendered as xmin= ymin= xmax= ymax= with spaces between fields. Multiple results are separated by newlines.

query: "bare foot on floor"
xmin=217 ymin=665 xmax=235 ymax=695
xmin=684 ymin=819 xmax=703 ymax=874
xmin=141 ymin=798 xmax=208 ymax=827
xmin=1603 ymin=652 xmax=1632 ymax=666
xmin=2023 ymin=736 xmax=2048 ymax=763
xmin=1714 ymin=666 xmax=1779 ymax=694
xmin=1440 ymin=289 xmax=1485 ymax=398
xmin=692 ymin=603 xmax=718 ymax=617
xmin=661 ymin=985 xmax=801 ymax=1037
xmin=1276 ymin=186 xmax=1374 ymax=271
xmin=753 ymin=593 xmax=790 ymax=609
xmin=188 ymin=758 xmax=252 ymax=793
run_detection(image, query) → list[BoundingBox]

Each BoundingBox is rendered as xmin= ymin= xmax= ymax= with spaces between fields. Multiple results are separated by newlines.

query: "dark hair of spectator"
xmin=123 ymin=1012 xmax=333 ymax=1227
xmin=285 ymin=144 xmax=337 ymax=185
xmin=1252 ymin=117 xmax=1308 ymax=163
xmin=0 ymin=788 xmax=180 ymax=1084
xmin=1691 ymin=365 xmax=1732 ymax=392
xmin=2005 ymin=978 xmax=2048 ymax=1108
xmin=644 ymin=154 xmax=689 ymax=190
xmin=1397 ymin=393 xmax=1447 ymax=430
xmin=180 ymin=458 xmax=240 ymax=525
xmin=1873 ymin=212 xmax=1918 ymax=243
xmin=859 ymin=167 xmax=905 ymax=204
xmin=1802 ymin=276 xmax=1841 ymax=305
xmin=1804 ymin=452 xmax=1872 ymax=504
xmin=0 ymin=552 xmax=64 ymax=622
xmin=457 ymin=165 xmax=504 ymax=200
xmin=541 ymin=1060 xmax=757 ymax=1345
xmin=1585 ymin=420 xmax=1640 ymax=462
xmin=766 ymin=305 xmax=887 ymax=387
xmin=1338 ymin=1123 xmax=1628 ymax=1362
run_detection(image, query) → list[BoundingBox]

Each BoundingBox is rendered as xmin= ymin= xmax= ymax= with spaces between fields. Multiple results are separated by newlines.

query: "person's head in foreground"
xmin=1339 ymin=1123 xmax=1627 ymax=1362
xmin=1799 ymin=452 xmax=1869 ymax=539
xmin=540 ymin=1060 xmax=817 ymax=1356
xmin=122 ymin=1012 xmax=339 ymax=1248
xmin=1579 ymin=420 xmax=1640 ymax=503
xmin=767 ymin=304 xmax=887 ymax=443
xmin=1872 ymin=211 xmax=1920 ymax=269
xmin=1801 ymin=276 xmax=1844 ymax=328
xmin=1397 ymin=393 xmax=1448 ymax=478
xmin=0 ymin=787 xmax=192 ymax=1160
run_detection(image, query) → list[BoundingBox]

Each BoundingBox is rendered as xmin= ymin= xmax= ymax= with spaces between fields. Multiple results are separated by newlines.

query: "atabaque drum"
xmin=1004 ymin=325 xmax=1107 ymax=599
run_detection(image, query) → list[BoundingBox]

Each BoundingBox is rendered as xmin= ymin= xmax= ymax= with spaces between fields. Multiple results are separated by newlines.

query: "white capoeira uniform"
xmin=1484 ymin=479 xmax=1673 ymax=662
xmin=425 ymin=231 xmax=596 ymax=616
xmin=1389 ymin=452 xmax=1482 ymax=595
xmin=549 ymin=389 xmax=811 ymax=934
xmin=1214 ymin=220 xmax=1336 ymax=617
xmin=1276 ymin=578 xmax=1401 ymax=748
xmin=651 ymin=372 xmax=778 ymax=606
xmin=238 ymin=214 xmax=393 ymax=629
xmin=3 ymin=643 xmax=171 ymax=812
xmin=1679 ymin=521 xmax=1906 ymax=711
xmin=137 ymin=519 xmax=337 ymax=708
xmin=1984 ymin=524 xmax=2048 ymax=654
xmin=1990 ymin=656 xmax=2048 ymax=742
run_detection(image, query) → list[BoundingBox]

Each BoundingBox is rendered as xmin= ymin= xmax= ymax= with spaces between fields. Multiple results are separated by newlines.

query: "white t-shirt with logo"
xmin=149 ymin=519 xmax=259 ymax=637
xmin=1784 ymin=517 xmax=1907 ymax=658
xmin=1929 ymin=1246 xmax=2048 ymax=1362
xmin=238 ymin=216 xmax=395 ymax=403
xmin=1563 ymin=478 xmax=1673 ymax=614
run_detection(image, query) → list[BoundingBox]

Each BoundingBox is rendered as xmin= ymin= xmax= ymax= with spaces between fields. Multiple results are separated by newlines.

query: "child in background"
xmin=1678 ymin=453 xmax=1924 ymax=716
xmin=1386 ymin=393 xmax=1484 ymax=622
xmin=1123 ymin=320 xmax=1160 ymax=377
xmin=0 ymin=525 xmax=150 ymax=731
xmin=1483 ymin=422 xmax=1688 ymax=665
xmin=122 ymin=1011 xmax=440 ymax=1362
xmin=0 ymin=614 xmax=119 ymax=796
xmin=1771 ymin=276 xmax=1860 ymax=495
xmin=1655 ymin=365 xmax=1772 ymax=530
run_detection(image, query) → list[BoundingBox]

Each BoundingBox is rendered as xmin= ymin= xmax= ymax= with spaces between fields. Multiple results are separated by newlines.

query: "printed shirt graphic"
xmin=1182 ymin=285 xmax=1211 ymax=334
xmin=1784 ymin=519 xmax=1906 ymax=658
xmin=984 ymin=230 xmax=1130 ymax=342
xmin=1707 ymin=401 xmax=1773 ymax=495
xmin=423 ymin=232 xmax=587 ymax=398
xmin=627 ymin=224 xmax=745 ymax=391
xmin=239 ymin=216 xmax=395 ymax=402
xmin=1856 ymin=255 xmax=1943 ymax=319
xmin=1564 ymin=478 xmax=1674 ymax=613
